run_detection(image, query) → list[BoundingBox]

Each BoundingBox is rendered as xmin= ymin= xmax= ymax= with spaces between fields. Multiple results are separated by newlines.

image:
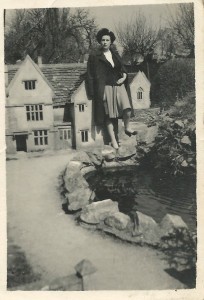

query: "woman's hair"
xmin=96 ymin=28 xmax=116 ymax=43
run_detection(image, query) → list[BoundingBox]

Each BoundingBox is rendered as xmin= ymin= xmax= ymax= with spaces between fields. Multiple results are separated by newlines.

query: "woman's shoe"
xmin=125 ymin=130 xmax=138 ymax=137
xmin=116 ymin=140 xmax=121 ymax=147
xmin=110 ymin=142 xmax=119 ymax=151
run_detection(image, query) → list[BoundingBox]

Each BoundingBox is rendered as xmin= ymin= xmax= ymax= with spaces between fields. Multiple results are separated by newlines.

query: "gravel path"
xmin=7 ymin=151 xmax=185 ymax=290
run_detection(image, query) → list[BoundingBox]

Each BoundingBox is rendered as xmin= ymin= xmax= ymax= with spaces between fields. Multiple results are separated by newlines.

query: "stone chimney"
xmin=37 ymin=56 xmax=43 ymax=67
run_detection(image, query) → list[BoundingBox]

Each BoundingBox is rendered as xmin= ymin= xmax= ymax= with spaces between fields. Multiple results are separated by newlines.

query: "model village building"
xmin=5 ymin=55 xmax=151 ymax=154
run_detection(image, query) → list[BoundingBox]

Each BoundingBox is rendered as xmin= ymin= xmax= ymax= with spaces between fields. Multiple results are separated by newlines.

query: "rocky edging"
xmin=60 ymin=147 xmax=193 ymax=252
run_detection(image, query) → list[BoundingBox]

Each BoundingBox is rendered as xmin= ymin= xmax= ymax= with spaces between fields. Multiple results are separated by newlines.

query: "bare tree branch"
xmin=168 ymin=3 xmax=194 ymax=57
xmin=5 ymin=8 xmax=98 ymax=64
xmin=115 ymin=11 xmax=159 ymax=64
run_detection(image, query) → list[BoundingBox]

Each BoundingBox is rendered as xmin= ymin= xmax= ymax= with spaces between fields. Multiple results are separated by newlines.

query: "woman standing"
xmin=87 ymin=28 xmax=137 ymax=150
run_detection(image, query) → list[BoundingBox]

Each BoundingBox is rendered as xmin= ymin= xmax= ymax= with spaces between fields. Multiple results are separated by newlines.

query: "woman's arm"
xmin=117 ymin=72 xmax=127 ymax=85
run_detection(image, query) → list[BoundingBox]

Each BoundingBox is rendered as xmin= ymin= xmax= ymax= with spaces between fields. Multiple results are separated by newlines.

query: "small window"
xmin=79 ymin=104 xmax=85 ymax=112
xmin=34 ymin=130 xmax=48 ymax=146
xmin=81 ymin=130 xmax=88 ymax=142
xmin=26 ymin=104 xmax=43 ymax=121
xmin=59 ymin=128 xmax=72 ymax=140
xmin=23 ymin=80 xmax=37 ymax=90
xmin=137 ymin=88 xmax=143 ymax=100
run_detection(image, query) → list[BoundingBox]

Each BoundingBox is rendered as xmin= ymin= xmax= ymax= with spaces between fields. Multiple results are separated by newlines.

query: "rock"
xmin=104 ymin=152 xmax=116 ymax=161
xmin=189 ymin=124 xmax=196 ymax=132
xmin=102 ymin=146 xmax=116 ymax=161
xmin=86 ymin=150 xmax=104 ymax=167
xmin=175 ymin=120 xmax=184 ymax=128
xmin=75 ymin=260 xmax=97 ymax=291
xmin=48 ymin=274 xmax=81 ymax=291
xmin=64 ymin=163 xmax=89 ymax=193
xmin=71 ymin=151 xmax=91 ymax=164
xmin=136 ymin=211 xmax=158 ymax=230
xmin=104 ymin=212 xmax=130 ymax=230
xmin=181 ymin=160 xmax=188 ymax=167
xmin=143 ymin=125 xmax=158 ymax=144
xmin=164 ymin=116 xmax=174 ymax=123
xmin=160 ymin=214 xmax=188 ymax=236
xmin=103 ymin=227 xmax=144 ymax=245
xmin=103 ymin=160 xmax=121 ymax=168
xmin=136 ymin=125 xmax=158 ymax=145
xmin=117 ymin=144 xmax=136 ymax=157
xmin=80 ymin=199 xmax=119 ymax=224
xmin=134 ymin=211 xmax=160 ymax=245
xmin=181 ymin=135 xmax=191 ymax=146
xmin=75 ymin=259 xmax=97 ymax=277
xmin=67 ymin=160 xmax=82 ymax=168
xmin=63 ymin=161 xmax=95 ymax=211
xmin=80 ymin=165 xmax=95 ymax=176
xmin=67 ymin=188 xmax=95 ymax=211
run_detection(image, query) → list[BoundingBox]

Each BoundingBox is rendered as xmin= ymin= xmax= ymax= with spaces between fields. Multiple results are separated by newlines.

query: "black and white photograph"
xmin=1 ymin=0 xmax=203 ymax=296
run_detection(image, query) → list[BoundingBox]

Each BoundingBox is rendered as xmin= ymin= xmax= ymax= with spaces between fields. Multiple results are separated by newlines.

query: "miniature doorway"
xmin=16 ymin=135 xmax=27 ymax=152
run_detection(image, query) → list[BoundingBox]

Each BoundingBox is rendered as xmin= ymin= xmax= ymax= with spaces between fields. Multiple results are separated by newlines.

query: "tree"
xmin=168 ymin=3 xmax=194 ymax=57
xmin=154 ymin=28 xmax=176 ymax=61
xmin=4 ymin=8 xmax=98 ymax=64
xmin=151 ymin=58 xmax=195 ymax=107
xmin=115 ymin=12 xmax=159 ymax=66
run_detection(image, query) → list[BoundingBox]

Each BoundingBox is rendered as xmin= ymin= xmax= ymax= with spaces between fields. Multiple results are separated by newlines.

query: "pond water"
xmin=85 ymin=166 xmax=196 ymax=231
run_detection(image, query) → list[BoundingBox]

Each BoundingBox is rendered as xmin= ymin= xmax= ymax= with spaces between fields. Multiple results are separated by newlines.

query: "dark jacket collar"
xmin=95 ymin=47 xmax=122 ymax=67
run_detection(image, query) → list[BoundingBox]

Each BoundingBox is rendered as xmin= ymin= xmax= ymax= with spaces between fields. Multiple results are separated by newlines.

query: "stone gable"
xmin=7 ymin=62 xmax=87 ymax=107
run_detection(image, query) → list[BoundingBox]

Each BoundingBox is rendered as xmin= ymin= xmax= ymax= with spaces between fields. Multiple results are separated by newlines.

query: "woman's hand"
xmin=117 ymin=73 xmax=127 ymax=85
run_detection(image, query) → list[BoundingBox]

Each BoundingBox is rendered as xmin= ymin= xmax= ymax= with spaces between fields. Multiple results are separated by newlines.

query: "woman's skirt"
xmin=103 ymin=84 xmax=131 ymax=118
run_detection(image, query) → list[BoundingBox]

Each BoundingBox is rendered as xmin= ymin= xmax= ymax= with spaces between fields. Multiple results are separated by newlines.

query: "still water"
xmin=86 ymin=166 xmax=196 ymax=231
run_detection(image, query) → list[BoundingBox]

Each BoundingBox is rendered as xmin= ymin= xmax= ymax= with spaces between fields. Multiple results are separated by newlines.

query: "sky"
xmin=5 ymin=3 xmax=179 ymax=30
xmin=86 ymin=4 xmax=178 ymax=31
xmin=78 ymin=4 xmax=179 ymax=52
xmin=5 ymin=3 xmax=180 ymax=53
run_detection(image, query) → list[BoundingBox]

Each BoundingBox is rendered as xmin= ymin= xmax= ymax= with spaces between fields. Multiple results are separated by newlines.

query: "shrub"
xmin=151 ymin=58 xmax=195 ymax=108
xmin=160 ymin=228 xmax=196 ymax=288
xmin=137 ymin=92 xmax=196 ymax=176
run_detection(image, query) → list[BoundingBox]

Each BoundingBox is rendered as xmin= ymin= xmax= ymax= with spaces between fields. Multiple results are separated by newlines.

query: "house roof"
xmin=128 ymin=73 xmax=139 ymax=84
xmin=40 ymin=64 xmax=87 ymax=106
xmin=7 ymin=55 xmax=55 ymax=96
xmin=6 ymin=60 xmax=149 ymax=106
xmin=7 ymin=61 xmax=87 ymax=106
xmin=128 ymin=71 xmax=151 ymax=86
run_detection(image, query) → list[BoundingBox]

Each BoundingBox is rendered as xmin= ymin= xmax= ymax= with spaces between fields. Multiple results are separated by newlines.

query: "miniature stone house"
xmin=128 ymin=71 xmax=151 ymax=109
xmin=5 ymin=55 xmax=55 ymax=154
xmin=5 ymin=55 xmax=151 ymax=154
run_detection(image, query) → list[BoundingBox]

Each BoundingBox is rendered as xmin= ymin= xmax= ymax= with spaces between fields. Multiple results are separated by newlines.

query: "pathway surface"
xmin=7 ymin=151 xmax=185 ymax=290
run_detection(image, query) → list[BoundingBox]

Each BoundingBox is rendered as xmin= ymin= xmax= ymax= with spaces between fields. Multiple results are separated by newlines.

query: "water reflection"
xmin=85 ymin=166 xmax=196 ymax=231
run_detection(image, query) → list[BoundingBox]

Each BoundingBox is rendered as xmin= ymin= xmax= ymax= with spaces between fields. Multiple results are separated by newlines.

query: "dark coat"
xmin=86 ymin=48 xmax=134 ymax=126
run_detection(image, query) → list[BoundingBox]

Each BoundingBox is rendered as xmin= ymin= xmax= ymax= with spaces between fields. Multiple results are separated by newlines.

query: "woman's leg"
xmin=123 ymin=108 xmax=137 ymax=136
xmin=123 ymin=108 xmax=132 ymax=131
xmin=112 ymin=119 xmax=119 ymax=145
xmin=105 ymin=118 xmax=119 ymax=149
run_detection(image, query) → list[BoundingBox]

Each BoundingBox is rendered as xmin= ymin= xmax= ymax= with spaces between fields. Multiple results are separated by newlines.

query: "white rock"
xmin=104 ymin=212 xmax=130 ymax=230
xmin=80 ymin=199 xmax=119 ymax=224
xmin=160 ymin=214 xmax=188 ymax=236
xmin=175 ymin=120 xmax=184 ymax=128
xmin=181 ymin=135 xmax=191 ymax=146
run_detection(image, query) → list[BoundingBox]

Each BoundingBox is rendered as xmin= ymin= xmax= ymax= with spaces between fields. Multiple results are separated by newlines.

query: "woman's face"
xmin=100 ymin=35 xmax=111 ymax=51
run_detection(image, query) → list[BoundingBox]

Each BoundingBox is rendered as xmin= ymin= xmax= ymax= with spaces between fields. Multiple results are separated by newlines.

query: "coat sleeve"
xmin=120 ymin=58 xmax=135 ymax=117
xmin=121 ymin=62 xmax=128 ymax=76
xmin=86 ymin=54 xmax=95 ymax=98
